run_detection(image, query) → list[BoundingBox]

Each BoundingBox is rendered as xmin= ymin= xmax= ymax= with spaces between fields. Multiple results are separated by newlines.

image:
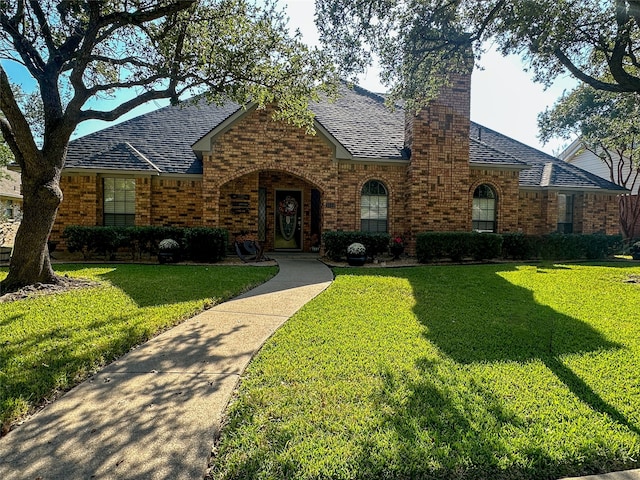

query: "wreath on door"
xmin=278 ymin=195 xmax=299 ymax=241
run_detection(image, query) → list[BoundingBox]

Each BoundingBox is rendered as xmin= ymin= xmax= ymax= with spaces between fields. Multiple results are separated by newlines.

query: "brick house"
xmin=559 ymin=139 xmax=639 ymax=238
xmin=52 ymin=74 xmax=624 ymax=254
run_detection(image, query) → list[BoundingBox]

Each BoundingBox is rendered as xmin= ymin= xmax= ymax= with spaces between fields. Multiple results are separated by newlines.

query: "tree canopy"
xmin=0 ymin=0 xmax=336 ymax=292
xmin=316 ymin=0 xmax=640 ymax=107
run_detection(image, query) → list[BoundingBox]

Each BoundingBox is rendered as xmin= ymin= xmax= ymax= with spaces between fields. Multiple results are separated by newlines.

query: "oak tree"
xmin=0 ymin=0 xmax=334 ymax=292
xmin=316 ymin=0 xmax=640 ymax=107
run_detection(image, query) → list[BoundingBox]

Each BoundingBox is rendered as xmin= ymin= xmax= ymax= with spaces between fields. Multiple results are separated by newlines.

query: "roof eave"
xmin=470 ymin=161 xmax=530 ymax=171
xmin=0 ymin=192 xmax=22 ymax=200
xmin=345 ymin=156 xmax=407 ymax=164
xmin=519 ymin=184 xmax=628 ymax=194
xmin=62 ymin=167 xmax=162 ymax=176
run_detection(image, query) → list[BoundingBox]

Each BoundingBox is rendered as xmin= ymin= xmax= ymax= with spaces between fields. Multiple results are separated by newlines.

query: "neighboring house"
xmin=51 ymin=74 xmax=624 ymax=254
xmin=560 ymin=139 xmax=639 ymax=237
xmin=559 ymin=139 xmax=638 ymax=193
xmin=0 ymin=167 xmax=22 ymax=221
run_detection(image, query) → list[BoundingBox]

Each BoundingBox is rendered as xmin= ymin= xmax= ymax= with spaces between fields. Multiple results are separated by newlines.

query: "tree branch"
xmin=0 ymin=65 xmax=38 ymax=168
xmin=0 ymin=1 xmax=46 ymax=77
xmin=77 ymin=88 xmax=178 ymax=122
xmin=471 ymin=0 xmax=507 ymax=43
xmin=28 ymin=0 xmax=57 ymax=55
xmin=554 ymin=48 xmax=632 ymax=92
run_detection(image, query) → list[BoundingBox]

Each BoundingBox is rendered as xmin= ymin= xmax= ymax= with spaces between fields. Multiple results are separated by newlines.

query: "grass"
xmin=0 ymin=263 xmax=276 ymax=430
xmin=209 ymin=263 xmax=640 ymax=480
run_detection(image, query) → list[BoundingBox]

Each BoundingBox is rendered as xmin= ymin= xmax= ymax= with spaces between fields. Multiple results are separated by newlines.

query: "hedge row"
xmin=416 ymin=232 xmax=622 ymax=263
xmin=62 ymin=225 xmax=228 ymax=262
xmin=416 ymin=232 xmax=503 ymax=262
xmin=500 ymin=232 xmax=622 ymax=261
xmin=322 ymin=231 xmax=391 ymax=260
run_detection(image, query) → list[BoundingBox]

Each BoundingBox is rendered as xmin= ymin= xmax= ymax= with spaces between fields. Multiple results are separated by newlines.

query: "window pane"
xmin=360 ymin=180 xmax=388 ymax=232
xmin=557 ymin=193 xmax=574 ymax=231
xmin=104 ymin=177 xmax=135 ymax=225
xmin=472 ymin=184 xmax=496 ymax=232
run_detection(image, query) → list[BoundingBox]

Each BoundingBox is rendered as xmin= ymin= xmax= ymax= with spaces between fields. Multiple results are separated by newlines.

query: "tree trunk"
xmin=619 ymin=194 xmax=640 ymax=240
xmin=0 ymin=163 xmax=63 ymax=293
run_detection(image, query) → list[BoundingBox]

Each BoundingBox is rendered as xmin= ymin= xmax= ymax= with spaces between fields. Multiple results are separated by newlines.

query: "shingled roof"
xmin=65 ymin=84 xmax=624 ymax=192
xmin=469 ymin=122 xmax=625 ymax=191
xmin=66 ymin=100 xmax=241 ymax=174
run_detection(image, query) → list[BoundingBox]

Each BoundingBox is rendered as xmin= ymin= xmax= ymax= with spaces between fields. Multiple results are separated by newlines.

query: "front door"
xmin=275 ymin=190 xmax=302 ymax=250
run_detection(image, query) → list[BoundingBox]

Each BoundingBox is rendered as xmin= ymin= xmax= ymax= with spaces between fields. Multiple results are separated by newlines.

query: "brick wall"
xmin=52 ymin=174 xmax=99 ymax=247
xmin=519 ymin=190 xmax=553 ymax=234
xmin=470 ymin=168 xmax=521 ymax=232
xmin=149 ymin=177 xmax=203 ymax=227
xmin=203 ymin=105 xmax=339 ymax=251
xmin=518 ymin=190 xmax=620 ymax=235
xmin=335 ymin=162 xmax=409 ymax=236
xmin=203 ymin=106 xmax=338 ymax=225
xmin=582 ymin=192 xmax=620 ymax=234
xmin=404 ymin=74 xmax=472 ymax=249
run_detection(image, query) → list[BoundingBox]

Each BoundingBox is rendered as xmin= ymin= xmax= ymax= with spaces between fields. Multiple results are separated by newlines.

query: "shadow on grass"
xmin=48 ymin=264 xmax=248 ymax=308
xmin=61 ymin=263 xmax=276 ymax=308
xmin=341 ymin=264 xmax=638 ymax=478
xmin=406 ymin=265 xmax=636 ymax=434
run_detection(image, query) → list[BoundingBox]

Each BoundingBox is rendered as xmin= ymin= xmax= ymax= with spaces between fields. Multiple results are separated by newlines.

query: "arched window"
xmin=361 ymin=180 xmax=388 ymax=232
xmin=472 ymin=184 xmax=496 ymax=232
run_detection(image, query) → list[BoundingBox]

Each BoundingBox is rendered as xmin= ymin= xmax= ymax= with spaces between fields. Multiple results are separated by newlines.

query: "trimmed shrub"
xmin=62 ymin=225 xmax=228 ymax=262
xmin=538 ymin=233 xmax=622 ymax=260
xmin=184 ymin=227 xmax=228 ymax=262
xmin=322 ymin=231 xmax=391 ymax=261
xmin=501 ymin=233 xmax=537 ymax=260
xmin=580 ymin=234 xmax=622 ymax=259
xmin=416 ymin=232 xmax=502 ymax=263
xmin=472 ymin=233 xmax=503 ymax=261
xmin=63 ymin=225 xmax=95 ymax=259
xmin=416 ymin=231 xmax=622 ymax=263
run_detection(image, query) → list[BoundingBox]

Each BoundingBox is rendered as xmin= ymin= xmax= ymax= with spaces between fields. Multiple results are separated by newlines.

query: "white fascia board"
xmin=558 ymin=138 xmax=583 ymax=162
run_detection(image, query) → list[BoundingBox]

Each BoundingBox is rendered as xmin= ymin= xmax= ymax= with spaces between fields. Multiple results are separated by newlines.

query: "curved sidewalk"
xmin=0 ymin=255 xmax=333 ymax=480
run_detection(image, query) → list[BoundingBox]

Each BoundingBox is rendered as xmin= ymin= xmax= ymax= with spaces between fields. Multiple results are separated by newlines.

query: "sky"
xmin=6 ymin=0 xmax=577 ymax=156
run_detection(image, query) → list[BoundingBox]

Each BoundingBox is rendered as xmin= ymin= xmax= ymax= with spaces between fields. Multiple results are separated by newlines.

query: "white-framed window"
xmin=361 ymin=180 xmax=388 ymax=232
xmin=2 ymin=200 xmax=14 ymax=219
xmin=103 ymin=178 xmax=135 ymax=226
xmin=557 ymin=193 xmax=574 ymax=233
xmin=472 ymin=184 xmax=497 ymax=232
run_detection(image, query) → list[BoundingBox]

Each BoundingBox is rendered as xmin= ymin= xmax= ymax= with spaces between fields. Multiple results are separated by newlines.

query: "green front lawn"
xmin=210 ymin=263 xmax=640 ymax=480
xmin=0 ymin=264 xmax=277 ymax=431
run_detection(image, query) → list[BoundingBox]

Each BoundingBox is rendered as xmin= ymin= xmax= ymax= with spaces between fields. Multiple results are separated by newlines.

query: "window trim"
xmin=103 ymin=177 xmax=136 ymax=226
xmin=360 ymin=179 xmax=388 ymax=233
xmin=472 ymin=184 xmax=497 ymax=233
xmin=557 ymin=193 xmax=574 ymax=234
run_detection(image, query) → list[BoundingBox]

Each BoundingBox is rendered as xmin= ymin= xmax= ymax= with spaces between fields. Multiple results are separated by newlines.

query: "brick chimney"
xmin=404 ymin=72 xmax=472 ymax=246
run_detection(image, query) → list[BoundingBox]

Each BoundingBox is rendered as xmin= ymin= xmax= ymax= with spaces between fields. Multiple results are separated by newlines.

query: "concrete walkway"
xmin=0 ymin=254 xmax=333 ymax=480
xmin=561 ymin=471 xmax=640 ymax=480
